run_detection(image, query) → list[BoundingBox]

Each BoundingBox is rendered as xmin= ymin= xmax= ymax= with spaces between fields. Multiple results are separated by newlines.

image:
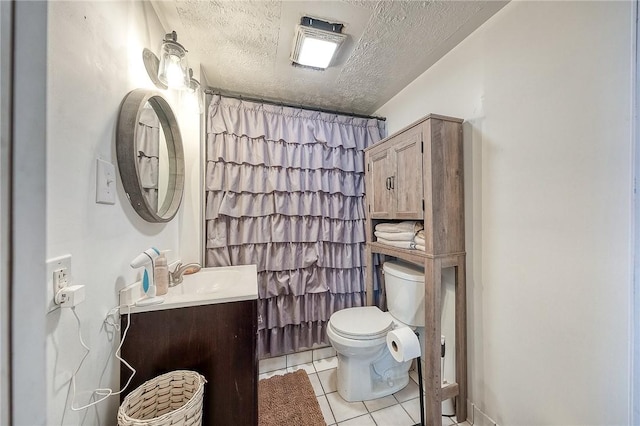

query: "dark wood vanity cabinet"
xmin=120 ymin=300 xmax=258 ymax=425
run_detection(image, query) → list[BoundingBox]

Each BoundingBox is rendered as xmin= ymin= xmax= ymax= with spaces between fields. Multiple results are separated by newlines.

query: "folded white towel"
xmin=416 ymin=230 xmax=425 ymax=239
xmin=375 ymin=221 xmax=423 ymax=233
xmin=375 ymin=238 xmax=416 ymax=249
xmin=374 ymin=231 xmax=416 ymax=241
xmin=414 ymin=235 xmax=425 ymax=245
xmin=415 ymin=243 xmax=425 ymax=251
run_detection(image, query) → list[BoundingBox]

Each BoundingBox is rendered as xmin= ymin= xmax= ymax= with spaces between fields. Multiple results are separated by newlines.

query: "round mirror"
xmin=116 ymin=89 xmax=185 ymax=223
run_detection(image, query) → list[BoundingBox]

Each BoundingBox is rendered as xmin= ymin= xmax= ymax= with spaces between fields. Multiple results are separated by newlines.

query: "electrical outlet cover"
xmin=46 ymin=254 xmax=71 ymax=313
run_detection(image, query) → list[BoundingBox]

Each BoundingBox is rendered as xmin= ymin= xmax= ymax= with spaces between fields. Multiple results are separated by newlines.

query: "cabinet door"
xmin=367 ymin=148 xmax=393 ymax=219
xmin=120 ymin=301 xmax=258 ymax=426
xmin=391 ymin=127 xmax=424 ymax=219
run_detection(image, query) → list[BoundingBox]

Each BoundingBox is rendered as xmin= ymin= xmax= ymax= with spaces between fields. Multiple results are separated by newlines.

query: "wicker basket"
xmin=118 ymin=370 xmax=206 ymax=426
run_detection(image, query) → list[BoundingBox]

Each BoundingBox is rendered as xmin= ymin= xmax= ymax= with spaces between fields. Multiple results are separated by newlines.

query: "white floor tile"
xmin=370 ymin=404 xmax=414 ymax=426
xmin=313 ymin=346 xmax=337 ymax=361
xmin=409 ymin=369 xmax=420 ymax=385
xmin=258 ymin=368 xmax=288 ymax=380
xmin=338 ymin=413 xmax=376 ymax=425
xmin=441 ymin=415 xmax=456 ymax=425
xmin=326 ymin=391 xmax=368 ymax=423
xmin=397 ymin=397 xmax=458 ymax=426
xmin=258 ymin=355 xmax=286 ymax=373
xmin=307 ymin=373 xmax=325 ymax=397
xmin=371 ymin=404 xmax=414 ymax=426
xmin=393 ymin=379 xmax=420 ymax=402
xmin=314 ymin=356 xmax=338 ymax=372
xmin=400 ymin=397 xmax=421 ymax=424
xmin=286 ymin=350 xmax=313 ymax=367
xmin=317 ymin=395 xmax=336 ymax=425
xmin=456 ymin=422 xmax=471 ymax=426
xmin=401 ymin=397 xmax=461 ymax=426
xmin=363 ymin=394 xmax=397 ymax=412
xmin=317 ymin=368 xmax=337 ymax=394
xmin=287 ymin=362 xmax=316 ymax=375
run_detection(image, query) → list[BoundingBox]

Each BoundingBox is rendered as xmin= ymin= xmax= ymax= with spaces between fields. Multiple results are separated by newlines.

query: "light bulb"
xmin=165 ymin=56 xmax=186 ymax=88
xmin=157 ymin=32 xmax=189 ymax=89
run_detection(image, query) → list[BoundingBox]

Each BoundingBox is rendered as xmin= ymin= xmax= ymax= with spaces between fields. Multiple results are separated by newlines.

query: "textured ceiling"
xmin=152 ymin=0 xmax=507 ymax=116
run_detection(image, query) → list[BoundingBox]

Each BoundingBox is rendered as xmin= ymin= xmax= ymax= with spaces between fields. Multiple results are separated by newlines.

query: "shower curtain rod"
xmin=204 ymin=88 xmax=386 ymax=121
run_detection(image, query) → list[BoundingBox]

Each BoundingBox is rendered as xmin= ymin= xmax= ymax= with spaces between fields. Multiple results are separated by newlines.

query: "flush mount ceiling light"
xmin=143 ymin=31 xmax=189 ymax=90
xmin=290 ymin=17 xmax=347 ymax=70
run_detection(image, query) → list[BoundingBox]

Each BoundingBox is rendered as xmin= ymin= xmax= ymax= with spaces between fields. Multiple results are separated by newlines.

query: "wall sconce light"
xmin=290 ymin=17 xmax=347 ymax=70
xmin=187 ymin=68 xmax=204 ymax=113
xmin=143 ymin=31 xmax=189 ymax=90
xmin=158 ymin=31 xmax=189 ymax=88
xmin=187 ymin=69 xmax=200 ymax=94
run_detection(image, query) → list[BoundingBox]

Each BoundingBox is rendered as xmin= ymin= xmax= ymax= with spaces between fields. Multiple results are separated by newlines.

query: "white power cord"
xmin=69 ymin=305 xmax=136 ymax=411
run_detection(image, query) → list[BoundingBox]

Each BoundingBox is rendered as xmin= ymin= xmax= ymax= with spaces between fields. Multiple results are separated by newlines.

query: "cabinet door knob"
xmin=390 ymin=175 xmax=395 ymax=189
xmin=386 ymin=177 xmax=390 ymax=190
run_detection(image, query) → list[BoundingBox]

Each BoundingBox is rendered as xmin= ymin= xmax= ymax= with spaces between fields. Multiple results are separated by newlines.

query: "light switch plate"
xmin=96 ymin=158 xmax=116 ymax=204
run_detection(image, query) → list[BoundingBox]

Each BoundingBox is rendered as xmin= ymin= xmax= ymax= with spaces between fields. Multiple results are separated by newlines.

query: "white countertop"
xmin=124 ymin=264 xmax=258 ymax=314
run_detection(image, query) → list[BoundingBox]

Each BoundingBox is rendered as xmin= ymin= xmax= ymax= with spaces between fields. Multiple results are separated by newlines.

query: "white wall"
xmin=0 ymin=4 xmax=9 ymax=424
xmin=634 ymin=1 xmax=640 ymax=421
xmin=376 ymin=1 xmax=634 ymax=425
xmin=13 ymin=2 xmax=48 ymax=424
xmin=46 ymin=1 xmax=201 ymax=424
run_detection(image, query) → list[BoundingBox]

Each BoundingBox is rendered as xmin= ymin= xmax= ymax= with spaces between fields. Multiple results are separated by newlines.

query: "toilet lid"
xmin=330 ymin=306 xmax=394 ymax=340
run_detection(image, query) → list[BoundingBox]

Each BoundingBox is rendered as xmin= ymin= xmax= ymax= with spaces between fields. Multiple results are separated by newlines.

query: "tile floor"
xmin=259 ymin=351 xmax=471 ymax=426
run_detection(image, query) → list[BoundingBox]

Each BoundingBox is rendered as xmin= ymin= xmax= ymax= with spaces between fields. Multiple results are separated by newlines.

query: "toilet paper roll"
xmin=386 ymin=327 xmax=421 ymax=362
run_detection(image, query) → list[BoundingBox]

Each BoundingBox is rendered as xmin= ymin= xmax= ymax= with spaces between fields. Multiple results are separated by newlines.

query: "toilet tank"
xmin=383 ymin=261 xmax=425 ymax=326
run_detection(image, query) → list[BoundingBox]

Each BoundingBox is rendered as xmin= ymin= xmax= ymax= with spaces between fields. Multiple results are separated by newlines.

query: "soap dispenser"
xmin=154 ymin=252 xmax=169 ymax=296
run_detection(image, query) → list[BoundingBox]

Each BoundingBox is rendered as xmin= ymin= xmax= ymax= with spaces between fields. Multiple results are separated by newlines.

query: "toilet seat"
xmin=329 ymin=306 xmax=394 ymax=340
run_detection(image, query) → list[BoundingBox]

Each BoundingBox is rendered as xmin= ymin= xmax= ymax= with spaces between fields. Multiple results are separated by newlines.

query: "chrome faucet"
xmin=169 ymin=262 xmax=202 ymax=286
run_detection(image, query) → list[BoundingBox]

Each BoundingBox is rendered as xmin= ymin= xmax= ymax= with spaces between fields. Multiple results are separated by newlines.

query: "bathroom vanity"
xmin=120 ymin=265 xmax=258 ymax=425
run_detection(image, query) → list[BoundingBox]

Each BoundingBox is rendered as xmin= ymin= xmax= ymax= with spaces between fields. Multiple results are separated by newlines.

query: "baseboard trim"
xmin=467 ymin=401 xmax=498 ymax=426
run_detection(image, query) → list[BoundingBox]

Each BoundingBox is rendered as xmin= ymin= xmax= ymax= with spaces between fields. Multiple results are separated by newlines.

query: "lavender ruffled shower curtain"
xmin=205 ymin=95 xmax=385 ymax=358
xmin=137 ymin=106 xmax=160 ymax=210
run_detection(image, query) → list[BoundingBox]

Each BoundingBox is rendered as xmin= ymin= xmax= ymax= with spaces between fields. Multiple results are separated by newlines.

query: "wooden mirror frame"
xmin=116 ymin=89 xmax=185 ymax=223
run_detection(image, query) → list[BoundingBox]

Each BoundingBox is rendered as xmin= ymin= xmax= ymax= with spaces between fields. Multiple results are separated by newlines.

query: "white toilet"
xmin=327 ymin=261 xmax=425 ymax=402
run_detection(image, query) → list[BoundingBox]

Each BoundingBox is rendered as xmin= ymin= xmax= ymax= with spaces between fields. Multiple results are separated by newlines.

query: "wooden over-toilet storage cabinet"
xmin=364 ymin=114 xmax=467 ymax=425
